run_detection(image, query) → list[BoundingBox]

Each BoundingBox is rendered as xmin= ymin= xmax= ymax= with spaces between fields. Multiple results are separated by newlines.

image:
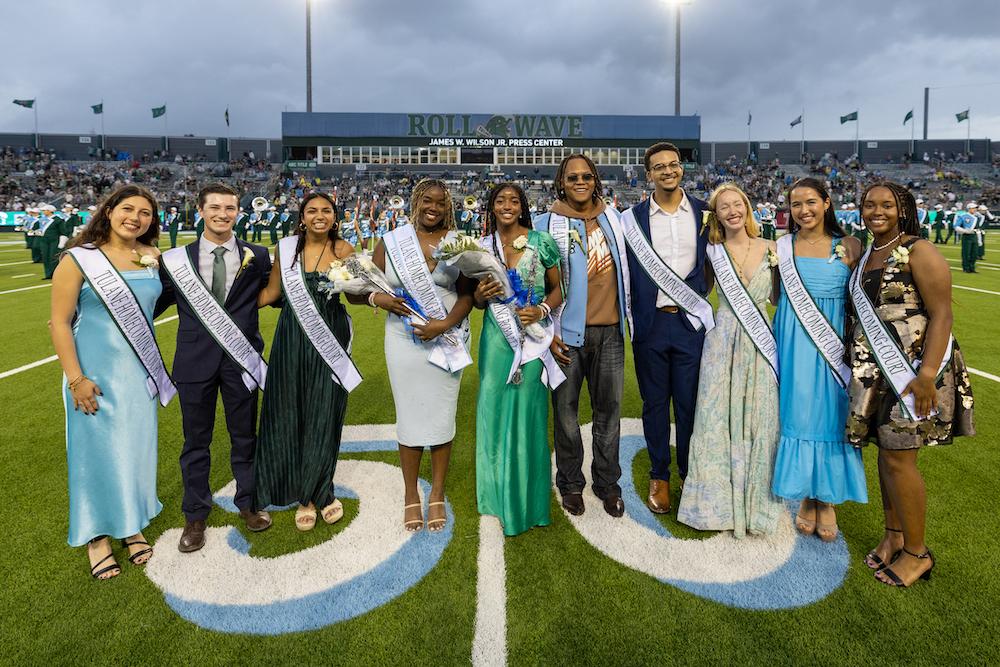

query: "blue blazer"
xmin=533 ymin=210 xmax=630 ymax=348
xmin=623 ymin=195 xmax=710 ymax=344
xmin=154 ymin=239 xmax=271 ymax=384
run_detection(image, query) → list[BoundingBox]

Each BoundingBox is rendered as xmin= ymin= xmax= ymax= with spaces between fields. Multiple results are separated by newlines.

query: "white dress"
xmin=384 ymin=239 xmax=471 ymax=447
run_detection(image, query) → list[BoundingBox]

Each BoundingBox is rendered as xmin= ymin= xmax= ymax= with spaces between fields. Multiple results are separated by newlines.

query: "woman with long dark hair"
xmin=473 ymin=183 xmax=562 ymax=536
xmin=253 ymin=191 xmax=359 ymax=531
xmin=847 ymin=181 xmax=974 ymax=587
xmin=51 ymin=185 xmax=166 ymax=579
xmin=771 ymin=177 xmax=868 ymax=542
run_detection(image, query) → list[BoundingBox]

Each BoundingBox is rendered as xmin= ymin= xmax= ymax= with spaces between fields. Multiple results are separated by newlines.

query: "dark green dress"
xmin=253 ymin=272 xmax=351 ymax=510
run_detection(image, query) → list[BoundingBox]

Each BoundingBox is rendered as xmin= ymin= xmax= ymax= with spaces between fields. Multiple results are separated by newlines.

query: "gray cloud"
xmin=2 ymin=0 xmax=997 ymax=143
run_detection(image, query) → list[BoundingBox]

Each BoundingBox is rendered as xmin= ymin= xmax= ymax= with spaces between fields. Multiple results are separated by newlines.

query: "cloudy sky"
xmin=3 ymin=0 xmax=998 ymax=143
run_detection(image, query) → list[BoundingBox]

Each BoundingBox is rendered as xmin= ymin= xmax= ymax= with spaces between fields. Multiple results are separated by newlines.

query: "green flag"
xmin=956 ymin=109 xmax=969 ymax=122
xmin=151 ymin=105 xmax=166 ymax=118
xmin=840 ymin=111 xmax=858 ymax=124
xmin=91 ymin=103 xmax=103 ymax=114
xmin=12 ymin=99 xmax=35 ymax=108
xmin=903 ymin=109 xmax=913 ymax=125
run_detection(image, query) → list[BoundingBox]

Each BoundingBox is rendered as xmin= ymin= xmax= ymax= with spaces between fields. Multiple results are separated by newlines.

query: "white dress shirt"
xmin=649 ymin=191 xmax=697 ymax=307
xmin=198 ymin=235 xmax=240 ymax=300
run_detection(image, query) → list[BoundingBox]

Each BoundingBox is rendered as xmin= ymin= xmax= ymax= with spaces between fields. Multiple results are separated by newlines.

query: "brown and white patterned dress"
xmin=846 ymin=239 xmax=975 ymax=449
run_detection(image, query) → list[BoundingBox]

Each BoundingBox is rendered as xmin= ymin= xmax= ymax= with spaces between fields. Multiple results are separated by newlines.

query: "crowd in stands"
xmin=2 ymin=145 xmax=997 ymax=221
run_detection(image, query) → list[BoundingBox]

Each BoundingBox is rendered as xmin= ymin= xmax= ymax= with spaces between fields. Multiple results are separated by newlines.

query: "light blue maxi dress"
xmin=771 ymin=238 xmax=867 ymax=504
xmin=63 ymin=269 xmax=163 ymax=546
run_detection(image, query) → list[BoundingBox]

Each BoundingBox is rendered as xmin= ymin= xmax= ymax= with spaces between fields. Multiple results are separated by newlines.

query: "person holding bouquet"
xmin=253 ymin=191 xmax=362 ymax=530
xmin=372 ymin=179 xmax=475 ymax=532
xmin=472 ymin=183 xmax=563 ymax=536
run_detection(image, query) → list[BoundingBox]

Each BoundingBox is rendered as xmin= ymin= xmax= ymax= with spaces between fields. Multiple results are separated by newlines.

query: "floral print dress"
xmin=846 ymin=239 xmax=975 ymax=449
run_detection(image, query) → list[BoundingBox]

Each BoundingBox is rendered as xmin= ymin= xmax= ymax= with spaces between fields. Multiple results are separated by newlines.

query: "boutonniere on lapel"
xmin=237 ymin=247 xmax=254 ymax=274
xmin=827 ymin=242 xmax=848 ymax=264
xmin=568 ymin=229 xmax=583 ymax=254
xmin=132 ymin=251 xmax=159 ymax=270
xmin=700 ymin=210 xmax=712 ymax=236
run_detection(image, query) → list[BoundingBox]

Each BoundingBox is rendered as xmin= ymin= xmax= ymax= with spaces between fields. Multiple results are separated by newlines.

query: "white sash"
xmin=849 ymin=243 xmax=953 ymax=421
xmin=481 ymin=234 xmax=566 ymax=390
xmin=382 ymin=226 xmax=472 ymax=373
xmin=619 ymin=207 xmax=715 ymax=332
xmin=776 ymin=234 xmax=851 ymax=391
xmin=706 ymin=243 xmax=779 ymax=383
xmin=548 ymin=213 xmax=570 ymax=336
xmin=161 ymin=247 xmax=267 ymax=392
xmin=67 ymin=246 xmax=176 ymax=406
xmin=277 ymin=237 xmax=362 ymax=391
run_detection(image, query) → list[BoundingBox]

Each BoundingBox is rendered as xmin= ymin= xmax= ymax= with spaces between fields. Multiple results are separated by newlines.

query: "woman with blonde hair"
xmin=677 ymin=183 xmax=784 ymax=537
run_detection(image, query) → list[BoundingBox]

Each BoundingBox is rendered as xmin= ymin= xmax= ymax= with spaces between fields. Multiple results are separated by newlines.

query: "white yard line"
xmin=0 ymin=315 xmax=179 ymax=380
xmin=0 ymin=283 xmax=50 ymax=295
xmin=472 ymin=515 xmax=507 ymax=667
xmin=0 ymin=260 xmax=32 ymax=267
xmin=969 ymin=367 xmax=1000 ymax=384
xmin=10 ymin=273 xmax=34 ymax=279
xmin=953 ymin=284 xmax=1000 ymax=296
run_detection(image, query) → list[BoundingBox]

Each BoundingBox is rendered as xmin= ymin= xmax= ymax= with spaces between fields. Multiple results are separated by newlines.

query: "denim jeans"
xmin=552 ymin=324 xmax=624 ymax=499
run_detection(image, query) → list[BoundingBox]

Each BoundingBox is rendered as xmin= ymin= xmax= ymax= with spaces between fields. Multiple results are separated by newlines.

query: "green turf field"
xmin=0 ymin=232 xmax=997 ymax=665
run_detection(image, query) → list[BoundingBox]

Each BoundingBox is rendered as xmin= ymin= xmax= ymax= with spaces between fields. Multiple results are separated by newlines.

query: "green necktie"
xmin=211 ymin=246 xmax=227 ymax=304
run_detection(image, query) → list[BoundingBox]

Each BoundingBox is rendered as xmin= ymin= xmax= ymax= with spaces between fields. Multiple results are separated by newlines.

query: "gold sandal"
xmin=321 ymin=499 xmax=344 ymax=525
xmin=295 ymin=505 xmax=317 ymax=532
xmin=403 ymin=503 xmax=423 ymax=533
xmin=426 ymin=501 xmax=447 ymax=532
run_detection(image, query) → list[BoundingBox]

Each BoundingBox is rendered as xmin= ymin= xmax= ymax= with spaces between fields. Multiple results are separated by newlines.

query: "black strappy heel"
xmin=121 ymin=538 xmax=153 ymax=565
xmin=876 ymin=547 xmax=934 ymax=587
xmin=864 ymin=527 xmax=903 ymax=571
xmin=89 ymin=537 xmax=121 ymax=580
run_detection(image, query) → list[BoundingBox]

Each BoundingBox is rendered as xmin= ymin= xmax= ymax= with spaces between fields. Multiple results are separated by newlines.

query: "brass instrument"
xmin=463 ymin=195 xmax=479 ymax=211
xmin=251 ymin=197 xmax=270 ymax=213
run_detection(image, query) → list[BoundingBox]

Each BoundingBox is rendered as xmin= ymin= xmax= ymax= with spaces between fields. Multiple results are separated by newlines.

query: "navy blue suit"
xmin=155 ymin=239 xmax=271 ymax=521
xmin=623 ymin=195 xmax=709 ymax=482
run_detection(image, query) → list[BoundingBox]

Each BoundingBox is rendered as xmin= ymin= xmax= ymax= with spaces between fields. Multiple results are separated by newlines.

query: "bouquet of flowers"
xmin=434 ymin=234 xmax=546 ymax=340
xmin=319 ymin=253 xmax=457 ymax=344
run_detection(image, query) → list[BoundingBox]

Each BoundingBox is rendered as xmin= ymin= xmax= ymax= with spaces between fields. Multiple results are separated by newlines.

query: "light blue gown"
xmin=771 ymin=238 xmax=867 ymax=504
xmin=64 ymin=269 xmax=163 ymax=546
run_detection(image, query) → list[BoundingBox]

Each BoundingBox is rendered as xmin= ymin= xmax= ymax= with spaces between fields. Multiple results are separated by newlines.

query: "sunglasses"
xmin=565 ymin=173 xmax=595 ymax=183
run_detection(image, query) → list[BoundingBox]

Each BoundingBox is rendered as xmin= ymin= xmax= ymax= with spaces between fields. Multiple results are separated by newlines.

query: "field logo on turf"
xmin=145 ymin=424 xmax=452 ymax=635
xmin=558 ymin=419 xmax=850 ymax=610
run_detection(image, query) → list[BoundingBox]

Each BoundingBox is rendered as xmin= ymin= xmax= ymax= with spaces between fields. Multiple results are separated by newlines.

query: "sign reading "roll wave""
xmin=408 ymin=114 xmax=584 ymax=147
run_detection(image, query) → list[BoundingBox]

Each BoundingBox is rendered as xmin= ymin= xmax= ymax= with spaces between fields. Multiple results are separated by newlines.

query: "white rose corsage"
xmin=827 ymin=242 xmax=848 ymax=264
xmin=888 ymin=245 xmax=910 ymax=266
xmin=766 ymin=248 xmax=779 ymax=267
xmin=512 ymin=235 xmax=528 ymax=251
xmin=239 ymin=247 xmax=254 ymax=272
xmin=568 ymin=228 xmax=584 ymax=254
xmin=133 ymin=253 xmax=159 ymax=270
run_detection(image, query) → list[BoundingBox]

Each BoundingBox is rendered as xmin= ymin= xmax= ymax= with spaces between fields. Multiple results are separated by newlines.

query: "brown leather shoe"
xmin=178 ymin=519 xmax=206 ymax=553
xmin=561 ymin=493 xmax=585 ymax=516
xmin=603 ymin=495 xmax=625 ymax=518
xmin=647 ymin=480 xmax=671 ymax=514
xmin=240 ymin=509 xmax=272 ymax=532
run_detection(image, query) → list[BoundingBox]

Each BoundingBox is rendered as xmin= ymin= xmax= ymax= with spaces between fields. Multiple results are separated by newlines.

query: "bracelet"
xmin=538 ymin=302 xmax=551 ymax=318
xmin=367 ymin=292 xmax=379 ymax=309
xmin=68 ymin=375 xmax=87 ymax=390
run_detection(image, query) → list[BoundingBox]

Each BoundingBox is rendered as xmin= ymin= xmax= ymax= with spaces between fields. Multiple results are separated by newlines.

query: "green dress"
xmin=476 ymin=230 xmax=560 ymax=537
xmin=253 ymin=271 xmax=351 ymax=511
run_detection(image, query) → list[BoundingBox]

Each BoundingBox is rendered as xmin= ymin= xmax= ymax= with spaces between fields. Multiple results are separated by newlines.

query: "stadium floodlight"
xmin=663 ymin=0 xmax=694 ymax=116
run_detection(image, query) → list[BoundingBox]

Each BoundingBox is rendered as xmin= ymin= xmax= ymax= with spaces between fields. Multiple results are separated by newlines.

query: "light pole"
xmin=674 ymin=3 xmax=681 ymax=115
xmin=306 ymin=0 xmax=313 ymax=112
xmin=667 ymin=0 xmax=692 ymax=116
